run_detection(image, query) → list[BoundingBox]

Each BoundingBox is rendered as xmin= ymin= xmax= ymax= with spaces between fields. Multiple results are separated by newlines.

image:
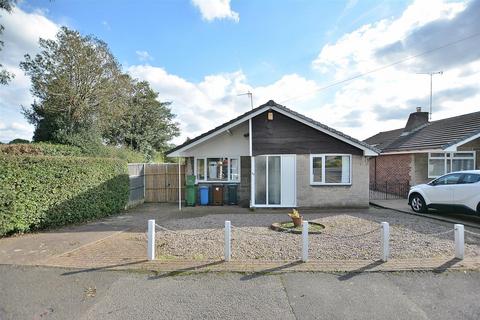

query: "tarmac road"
xmin=1 ymin=265 xmax=479 ymax=320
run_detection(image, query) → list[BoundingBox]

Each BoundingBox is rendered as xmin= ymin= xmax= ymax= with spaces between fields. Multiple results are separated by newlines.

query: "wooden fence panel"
xmin=144 ymin=163 xmax=185 ymax=203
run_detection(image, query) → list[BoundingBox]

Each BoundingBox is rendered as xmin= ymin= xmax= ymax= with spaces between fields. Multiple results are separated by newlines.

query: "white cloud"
xmin=135 ymin=50 xmax=153 ymax=62
xmin=0 ymin=6 xmax=60 ymax=142
xmin=309 ymin=0 xmax=480 ymax=140
xmin=191 ymin=0 xmax=239 ymax=22
xmin=0 ymin=121 xmax=34 ymax=142
xmin=127 ymin=65 xmax=318 ymax=144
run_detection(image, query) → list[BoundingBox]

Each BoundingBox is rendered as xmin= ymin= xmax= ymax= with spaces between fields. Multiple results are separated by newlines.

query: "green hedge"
xmin=0 ymin=143 xmax=145 ymax=163
xmin=0 ymin=155 xmax=129 ymax=236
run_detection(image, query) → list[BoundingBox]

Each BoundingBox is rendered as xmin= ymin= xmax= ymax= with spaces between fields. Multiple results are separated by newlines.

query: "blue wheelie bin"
xmin=199 ymin=185 xmax=209 ymax=206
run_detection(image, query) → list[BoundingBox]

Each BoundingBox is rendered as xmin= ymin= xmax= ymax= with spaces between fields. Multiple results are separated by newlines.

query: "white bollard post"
xmin=224 ymin=221 xmax=231 ymax=262
xmin=302 ymin=221 xmax=309 ymax=262
xmin=454 ymin=224 xmax=464 ymax=260
xmin=147 ymin=219 xmax=155 ymax=261
xmin=381 ymin=222 xmax=389 ymax=262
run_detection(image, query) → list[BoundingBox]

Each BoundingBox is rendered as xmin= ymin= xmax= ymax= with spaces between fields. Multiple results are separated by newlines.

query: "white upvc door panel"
xmin=252 ymin=154 xmax=296 ymax=207
xmin=281 ymin=155 xmax=296 ymax=207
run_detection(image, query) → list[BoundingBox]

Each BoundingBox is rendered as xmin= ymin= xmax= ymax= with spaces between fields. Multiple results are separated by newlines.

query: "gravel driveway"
xmin=148 ymin=207 xmax=480 ymax=261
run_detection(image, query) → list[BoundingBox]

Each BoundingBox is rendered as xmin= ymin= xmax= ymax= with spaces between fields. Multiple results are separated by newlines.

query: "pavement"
xmin=370 ymin=199 xmax=480 ymax=229
xmin=1 ymin=264 xmax=479 ymax=320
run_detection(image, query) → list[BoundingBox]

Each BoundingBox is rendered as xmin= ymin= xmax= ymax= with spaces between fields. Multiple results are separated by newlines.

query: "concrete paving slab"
xmin=282 ymin=272 xmax=430 ymax=320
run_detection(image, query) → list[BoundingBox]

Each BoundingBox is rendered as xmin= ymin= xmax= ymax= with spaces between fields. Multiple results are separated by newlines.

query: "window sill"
xmin=196 ymin=181 xmax=241 ymax=184
xmin=310 ymin=183 xmax=352 ymax=186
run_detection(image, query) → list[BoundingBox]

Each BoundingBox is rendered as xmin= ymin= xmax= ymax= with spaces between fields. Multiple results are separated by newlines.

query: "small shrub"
xmin=0 ymin=155 xmax=129 ymax=236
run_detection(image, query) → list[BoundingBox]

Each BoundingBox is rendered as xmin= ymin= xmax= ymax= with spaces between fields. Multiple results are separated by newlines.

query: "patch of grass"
xmin=193 ymin=254 xmax=205 ymax=261
xmin=156 ymin=254 xmax=177 ymax=261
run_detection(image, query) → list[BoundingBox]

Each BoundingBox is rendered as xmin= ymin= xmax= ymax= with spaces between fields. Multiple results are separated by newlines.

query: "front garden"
xmin=133 ymin=207 xmax=480 ymax=262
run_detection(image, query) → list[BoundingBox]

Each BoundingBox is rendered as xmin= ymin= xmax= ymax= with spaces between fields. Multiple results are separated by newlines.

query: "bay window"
xmin=428 ymin=152 xmax=475 ymax=178
xmin=310 ymin=154 xmax=352 ymax=185
xmin=195 ymin=156 xmax=240 ymax=182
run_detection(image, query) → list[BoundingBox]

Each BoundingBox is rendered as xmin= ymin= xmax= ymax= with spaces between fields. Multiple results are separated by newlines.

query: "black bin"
xmin=226 ymin=184 xmax=238 ymax=205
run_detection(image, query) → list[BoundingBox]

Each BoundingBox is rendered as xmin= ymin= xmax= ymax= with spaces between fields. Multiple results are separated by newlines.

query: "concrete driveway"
xmin=1 ymin=264 xmax=479 ymax=320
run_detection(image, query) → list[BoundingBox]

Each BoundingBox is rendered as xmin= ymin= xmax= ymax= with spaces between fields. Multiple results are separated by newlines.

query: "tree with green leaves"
xmin=0 ymin=0 xmax=15 ymax=85
xmin=21 ymin=27 xmax=129 ymax=145
xmin=21 ymin=26 xmax=180 ymax=160
xmin=8 ymin=138 xmax=30 ymax=144
xmin=105 ymin=81 xmax=179 ymax=160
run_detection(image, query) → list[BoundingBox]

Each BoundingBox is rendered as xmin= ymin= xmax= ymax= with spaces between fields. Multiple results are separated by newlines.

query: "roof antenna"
xmin=416 ymin=71 xmax=443 ymax=120
xmin=237 ymin=91 xmax=253 ymax=110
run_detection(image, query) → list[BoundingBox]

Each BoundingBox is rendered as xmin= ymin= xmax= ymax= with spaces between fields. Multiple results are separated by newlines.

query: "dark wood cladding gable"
xmin=252 ymin=110 xmax=363 ymax=155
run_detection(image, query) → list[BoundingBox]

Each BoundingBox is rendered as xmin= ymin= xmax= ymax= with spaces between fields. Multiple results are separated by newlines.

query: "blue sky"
xmin=1 ymin=0 xmax=479 ymax=143
xmin=23 ymin=0 xmax=407 ymax=85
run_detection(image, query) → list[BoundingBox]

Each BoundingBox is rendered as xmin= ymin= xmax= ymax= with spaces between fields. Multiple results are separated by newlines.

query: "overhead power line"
xmin=280 ymin=31 xmax=480 ymax=104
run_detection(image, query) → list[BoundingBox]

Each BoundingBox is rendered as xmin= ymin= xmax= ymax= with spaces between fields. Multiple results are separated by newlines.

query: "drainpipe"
xmin=178 ymin=157 xmax=182 ymax=211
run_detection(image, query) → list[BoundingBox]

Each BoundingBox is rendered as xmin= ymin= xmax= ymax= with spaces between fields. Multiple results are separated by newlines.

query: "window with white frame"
xmin=195 ymin=157 xmax=240 ymax=182
xmin=310 ymin=154 xmax=352 ymax=185
xmin=428 ymin=152 xmax=476 ymax=178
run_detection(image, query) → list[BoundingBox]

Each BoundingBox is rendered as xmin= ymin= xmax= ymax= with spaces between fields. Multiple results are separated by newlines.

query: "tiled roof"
xmin=167 ymin=100 xmax=379 ymax=156
xmin=364 ymin=111 xmax=480 ymax=153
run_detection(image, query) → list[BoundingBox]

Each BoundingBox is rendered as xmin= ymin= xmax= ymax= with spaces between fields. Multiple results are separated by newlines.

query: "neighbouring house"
xmin=364 ymin=107 xmax=480 ymax=189
xmin=166 ymin=100 xmax=378 ymax=208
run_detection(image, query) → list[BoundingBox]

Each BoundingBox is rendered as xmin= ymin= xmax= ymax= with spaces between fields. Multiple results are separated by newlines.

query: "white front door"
xmin=253 ymin=155 xmax=296 ymax=207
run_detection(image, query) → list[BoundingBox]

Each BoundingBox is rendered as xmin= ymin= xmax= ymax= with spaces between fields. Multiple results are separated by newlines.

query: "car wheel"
xmin=477 ymin=202 xmax=480 ymax=214
xmin=410 ymin=194 xmax=427 ymax=213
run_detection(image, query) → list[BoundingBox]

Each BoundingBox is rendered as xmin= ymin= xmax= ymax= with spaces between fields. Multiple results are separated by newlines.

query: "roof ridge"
xmin=430 ymin=109 xmax=480 ymax=124
xmin=166 ymin=100 xmax=380 ymax=156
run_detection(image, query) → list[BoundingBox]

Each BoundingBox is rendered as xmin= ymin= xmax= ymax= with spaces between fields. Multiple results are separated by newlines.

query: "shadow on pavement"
xmin=240 ymin=260 xmax=304 ymax=281
xmin=337 ymin=260 xmax=385 ymax=281
xmin=433 ymin=257 xmax=462 ymax=273
xmin=147 ymin=260 xmax=225 ymax=279
xmin=60 ymin=260 xmax=148 ymax=276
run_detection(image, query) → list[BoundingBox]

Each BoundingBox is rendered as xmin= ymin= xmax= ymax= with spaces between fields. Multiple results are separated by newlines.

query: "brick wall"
xmin=297 ymin=154 xmax=370 ymax=208
xmin=458 ymin=137 xmax=480 ymax=169
xmin=369 ymin=154 xmax=412 ymax=185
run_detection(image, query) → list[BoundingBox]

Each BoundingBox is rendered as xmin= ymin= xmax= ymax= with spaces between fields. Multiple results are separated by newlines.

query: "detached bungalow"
xmin=365 ymin=108 xmax=480 ymax=187
xmin=166 ymin=100 xmax=379 ymax=208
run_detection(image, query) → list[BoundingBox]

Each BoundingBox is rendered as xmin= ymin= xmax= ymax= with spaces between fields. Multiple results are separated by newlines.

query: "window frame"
xmin=428 ymin=152 xmax=476 ymax=178
xmin=194 ymin=156 xmax=241 ymax=183
xmin=309 ymin=154 xmax=352 ymax=186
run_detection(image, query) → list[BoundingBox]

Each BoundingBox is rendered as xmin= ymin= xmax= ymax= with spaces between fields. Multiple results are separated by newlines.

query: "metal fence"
xmin=127 ymin=163 xmax=145 ymax=208
xmin=369 ymin=181 xmax=410 ymax=200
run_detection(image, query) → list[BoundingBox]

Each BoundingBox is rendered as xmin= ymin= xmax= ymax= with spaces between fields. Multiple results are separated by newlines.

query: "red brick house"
xmin=365 ymin=108 xmax=480 ymax=189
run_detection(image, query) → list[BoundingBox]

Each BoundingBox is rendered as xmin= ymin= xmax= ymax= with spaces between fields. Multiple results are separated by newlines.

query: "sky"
xmin=1 ymin=0 xmax=479 ymax=144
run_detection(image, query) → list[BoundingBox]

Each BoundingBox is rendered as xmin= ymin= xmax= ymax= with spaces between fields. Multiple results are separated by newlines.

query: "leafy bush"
xmin=0 ymin=143 xmax=83 ymax=157
xmin=0 ymin=142 xmax=145 ymax=163
xmin=0 ymin=155 xmax=129 ymax=236
xmin=8 ymin=138 xmax=30 ymax=144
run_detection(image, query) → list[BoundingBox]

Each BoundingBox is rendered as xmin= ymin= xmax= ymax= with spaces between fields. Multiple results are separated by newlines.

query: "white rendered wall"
xmin=182 ymin=121 xmax=250 ymax=157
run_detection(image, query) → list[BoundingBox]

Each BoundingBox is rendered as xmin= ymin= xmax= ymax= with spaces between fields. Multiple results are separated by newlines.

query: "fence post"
xmin=381 ymin=222 xmax=389 ymax=262
xmin=147 ymin=219 xmax=155 ymax=261
xmin=224 ymin=221 xmax=231 ymax=262
xmin=454 ymin=224 xmax=464 ymax=260
xmin=302 ymin=221 xmax=309 ymax=262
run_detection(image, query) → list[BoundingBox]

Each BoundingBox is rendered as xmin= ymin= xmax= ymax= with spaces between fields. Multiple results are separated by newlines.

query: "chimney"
xmin=402 ymin=107 xmax=429 ymax=135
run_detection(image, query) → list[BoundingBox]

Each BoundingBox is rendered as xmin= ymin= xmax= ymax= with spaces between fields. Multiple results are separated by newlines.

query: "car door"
xmin=453 ymin=173 xmax=480 ymax=207
xmin=424 ymin=173 xmax=462 ymax=204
